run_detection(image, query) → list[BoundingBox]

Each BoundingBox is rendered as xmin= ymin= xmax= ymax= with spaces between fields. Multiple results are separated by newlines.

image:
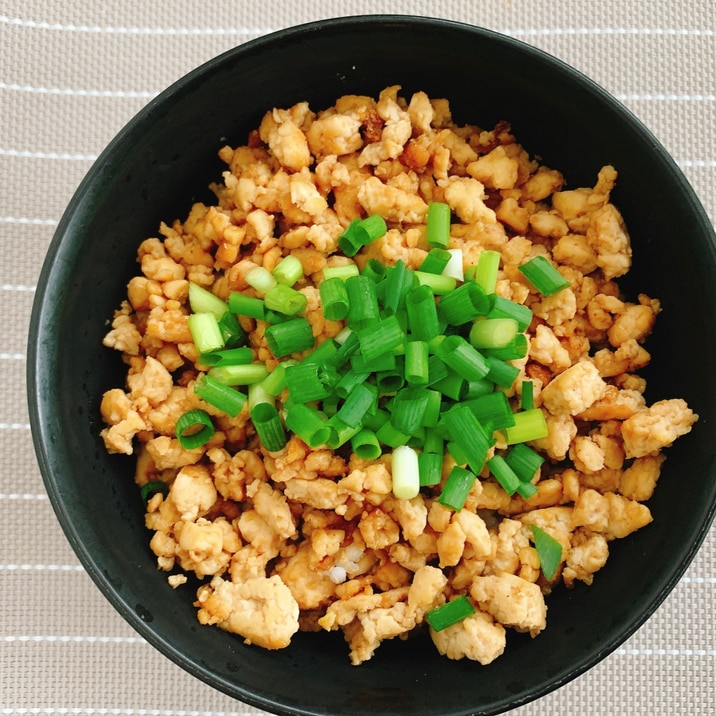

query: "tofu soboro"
xmin=100 ymin=86 xmax=698 ymax=666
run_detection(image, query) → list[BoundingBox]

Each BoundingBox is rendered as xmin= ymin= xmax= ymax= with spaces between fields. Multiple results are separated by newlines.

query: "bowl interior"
xmin=28 ymin=15 xmax=716 ymax=716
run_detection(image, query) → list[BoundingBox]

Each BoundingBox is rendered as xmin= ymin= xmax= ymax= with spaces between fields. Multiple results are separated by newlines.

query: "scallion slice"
xmin=198 ymin=346 xmax=254 ymax=367
xmin=426 ymin=201 xmax=451 ymax=249
xmin=187 ymin=312 xmax=225 ymax=354
xmin=319 ymin=277 xmax=350 ymax=321
xmin=426 ymin=595 xmax=476 ymax=632
xmin=414 ymin=270 xmax=457 ymax=295
xmin=194 ymin=374 xmax=247 ymax=417
xmin=486 ymin=454 xmax=521 ymax=495
xmin=250 ymin=402 xmax=287 ymax=452
xmin=419 ymin=247 xmax=452 ymax=275
xmin=245 ymin=265 xmax=277 ymax=295
xmin=485 ymin=355 xmax=521 ymax=389
xmin=285 ymin=361 xmax=333 ymax=403
xmin=469 ymin=318 xmax=519 ymax=350
xmin=518 ymin=255 xmax=571 ymax=296
xmin=389 ymin=387 xmax=429 ymax=435
xmin=346 ymin=274 xmax=380 ymax=329
xmin=350 ymin=428 xmax=382 ymax=461
xmin=503 ymin=408 xmax=549 ymax=444
xmin=405 ymin=284 xmax=441 ymax=342
xmin=334 ymin=382 xmax=377 ymax=428
xmin=355 ymin=314 xmax=404 ymax=363
xmin=437 ymin=282 xmax=490 ymax=325
xmin=323 ymin=263 xmax=360 ymax=282
xmin=272 ymin=254 xmax=303 ymax=286
xmin=175 ymin=409 xmax=215 ymax=449
xmin=284 ymin=403 xmax=331 ymax=448
xmin=487 ymin=295 xmax=533 ymax=332
xmin=264 ymin=284 xmax=307 ymax=316
xmin=391 ymin=444 xmax=420 ymax=500
xmin=438 ymin=465 xmax=477 ymax=511
xmin=434 ymin=335 xmax=490 ymax=382
xmin=530 ymin=524 xmax=563 ymax=580
xmin=265 ymin=317 xmax=315 ymax=358
xmin=474 ymin=249 xmax=501 ymax=294
xmin=418 ymin=450 xmax=443 ymax=486
xmin=139 ymin=480 xmax=169 ymax=506
xmin=207 ymin=363 xmax=268 ymax=386
xmin=404 ymin=340 xmax=429 ymax=385
xmin=521 ymin=380 xmax=534 ymax=410
xmin=228 ymin=292 xmax=266 ymax=321
xmin=504 ymin=442 xmax=544 ymax=482
xmin=188 ymin=282 xmax=229 ymax=319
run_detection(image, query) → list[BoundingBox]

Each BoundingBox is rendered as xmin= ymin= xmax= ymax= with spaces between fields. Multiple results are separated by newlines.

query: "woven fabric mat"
xmin=2 ymin=1 xmax=714 ymax=714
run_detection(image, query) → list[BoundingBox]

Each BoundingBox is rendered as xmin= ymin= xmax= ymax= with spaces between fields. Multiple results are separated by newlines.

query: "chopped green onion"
xmin=485 ymin=355 xmax=521 ymax=389
xmin=284 ymin=403 xmax=331 ymax=447
xmin=516 ymin=481 xmax=539 ymax=500
xmin=326 ymin=415 xmax=362 ymax=449
xmin=187 ymin=312 xmax=225 ymax=354
xmin=217 ymin=310 xmax=247 ymax=348
xmin=194 ymin=374 xmax=247 ymax=417
xmin=350 ymin=428 xmax=382 ymax=460
xmin=463 ymin=391 xmax=516 ymax=430
xmin=484 ymin=333 xmax=529 ymax=361
xmin=426 ymin=595 xmax=476 ymax=632
xmin=265 ymin=317 xmax=315 ymax=358
xmin=375 ymin=368 xmax=405 ymax=395
xmin=473 ymin=250 xmax=501 ymax=294
xmin=245 ymin=265 xmax=277 ymax=295
xmin=301 ymin=338 xmax=339 ymax=367
xmin=375 ymin=420 xmax=411 ymax=448
xmin=405 ymin=284 xmax=441 ymax=342
xmin=334 ymin=330 xmax=360 ymax=367
xmin=250 ymin=402 xmax=287 ymax=452
xmin=434 ymin=335 xmax=490 ymax=382
xmin=355 ymin=314 xmax=404 ymax=363
xmin=426 ymin=201 xmax=451 ymax=249
xmin=530 ymin=524 xmax=563 ymax=580
xmin=437 ymin=282 xmax=490 ymax=325
xmin=338 ymin=215 xmax=387 ymax=256
xmin=503 ymin=408 xmax=549 ymax=444
xmin=351 ymin=350 xmax=396 ymax=375
xmin=389 ymin=387 xmax=429 ymax=435
xmin=414 ymin=270 xmax=457 ymax=295
xmin=486 ymin=454 xmax=521 ymax=496
xmin=188 ymin=282 xmax=229 ymax=319
xmin=381 ymin=260 xmax=415 ymax=316
xmin=139 ymin=480 xmax=169 ymax=505
xmin=335 ymin=368 xmax=370 ymax=399
xmin=446 ymin=440 xmax=469 ymax=466
xmin=438 ymin=465 xmax=477 ymax=511
xmin=228 ymin=292 xmax=266 ymax=321
xmin=464 ymin=378 xmax=494 ymax=399
xmin=521 ymin=380 xmax=534 ymax=410
xmin=405 ymin=340 xmax=429 ymax=385
xmin=285 ymin=361 xmax=334 ymax=403
xmin=431 ymin=370 xmax=467 ymax=401
xmin=442 ymin=248 xmax=464 ymax=282
xmin=421 ymin=389 xmax=443 ymax=428
xmin=323 ymin=263 xmax=360 ymax=282
xmin=198 ymin=346 xmax=254 ymax=367
xmin=487 ymin=295 xmax=533 ymax=332
xmin=469 ymin=318 xmax=519 ymax=350
xmin=264 ymin=284 xmax=307 ymax=316
xmin=504 ymin=442 xmax=544 ymax=483
xmin=260 ymin=361 xmax=292 ymax=396
xmin=346 ymin=274 xmax=380 ymax=329
xmin=426 ymin=354 xmax=450 ymax=386
xmin=419 ymin=247 xmax=452 ymax=275
xmin=518 ymin=255 xmax=571 ymax=296
xmin=362 ymin=407 xmax=390 ymax=433
xmin=440 ymin=405 xmax=492 ymax=474
xmin=334 ymin=383 xmax=377 ymax=428
xmin=422 ymin=430 xmax=444 ymax=455
xmin=418 ymin=450 xmax=443 ymax=486
xmin=272 ymin=255 xmax=303 ymax=286
xmin=361 ymin=258 xmax=387 ymax=283
xmin=391 ymin=445 xmax=420 ymax=500
xmin=175 ymin=409 xmax=215 ymax=449
xmin=207 ymin=363 xmax=268 ymax=386
xmin=319 ymin=277 xmax=350 ymax=321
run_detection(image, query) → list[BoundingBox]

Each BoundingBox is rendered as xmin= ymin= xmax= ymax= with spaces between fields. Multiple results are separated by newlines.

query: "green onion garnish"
xmin=350 ymin=428 xmax=382 ymax=461
xmin=188 ymin=282 xmax=229 ymax=319
xmin=264 ymin=284 xmax=308 ymax=316
xmin=504 ymin=442 xmax=544 ymax=483
xmin=426 ymin=201 xmax=451 ymax=249
xmin=518 ymin=255 xmax=571 ymax=296
xmin=405 ymin=284 xmax=441 ymax=342
xmin=264 ymin=317 xmax=315 ymax=358
xmin=207 ymin=363 xmax=268 ymax=386
xmin=437 ymin=281 xmax=490 ymax=326
xmin=228 ymin=292 xmax=266 ymax=321
xmin=487 ymin=294 xmax=533 ymax=332
xmin=272 ymin=254 xmax=303 ymax=286
xmin=438 ymin=465 xmax=477 ymax=511
xmin=250 ymin=402 xmax=287 ymax=452
xmin=391 ymin=444 xmax=420 ymax=500
xmin=418 ymin=450 xmax=443 ymax=486
xmin=520 ymin=380 xmax=534 ymax=410
xmin=419 ymin=247 xmax=452 ymax=275
xmin=175 ymin=409 xmax=215 ymax=449
xmin=139 ymin=480 xmax=169 ymax=505
xmin=530 ymin=524 xmax=563 ymax=580
xmin=319 ymin=277 xmax=350 ymax=321
xmin=323 ymin=263 xmax=360 ymax=282
xmin=187 ymin=312 xmax=225 ymax=354
xmin=486 ymin=454 xmax=521 ymax=496
xmin=468 ymin=318 xmax=519 ymax=350
xmin=284 ymin=403 xmax=331 ymax=448
xmin=426 ymin=595 xmax=476 ymax=632
xmin=245 ymin=265 xmax=277 ymax=295
xmin=194 ymin=374 xmax=247 ymax=418
xmin=473 ymin=249 xmax=501 ymax=294
xmin=199 ymin=346 xmax=254 ymax=367
xmin=434 ymin=335 xmax=490 ymax=382
xmin=503 ymin=408 xmax=549 ymax=444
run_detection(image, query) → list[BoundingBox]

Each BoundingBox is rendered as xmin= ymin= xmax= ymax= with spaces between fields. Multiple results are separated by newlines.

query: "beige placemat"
xmin=2 ymin=1 xmax=714 ymax=714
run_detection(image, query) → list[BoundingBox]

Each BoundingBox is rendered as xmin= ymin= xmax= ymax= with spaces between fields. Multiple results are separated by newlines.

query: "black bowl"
xmin=27 ymin=15 xmax=716 ymax=716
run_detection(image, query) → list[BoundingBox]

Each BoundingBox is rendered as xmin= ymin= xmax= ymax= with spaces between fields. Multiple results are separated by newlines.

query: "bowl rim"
xmin=27 ymin=13 xmax=716 ymax=716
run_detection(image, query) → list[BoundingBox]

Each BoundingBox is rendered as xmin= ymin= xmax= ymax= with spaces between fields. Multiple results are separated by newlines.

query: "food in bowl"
xmin=98 ymin=85 xmax=697 ymax=666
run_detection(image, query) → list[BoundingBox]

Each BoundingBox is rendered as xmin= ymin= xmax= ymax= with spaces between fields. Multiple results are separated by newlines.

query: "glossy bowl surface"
xmin=28 ymin=15 xmax=716 ymax=716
